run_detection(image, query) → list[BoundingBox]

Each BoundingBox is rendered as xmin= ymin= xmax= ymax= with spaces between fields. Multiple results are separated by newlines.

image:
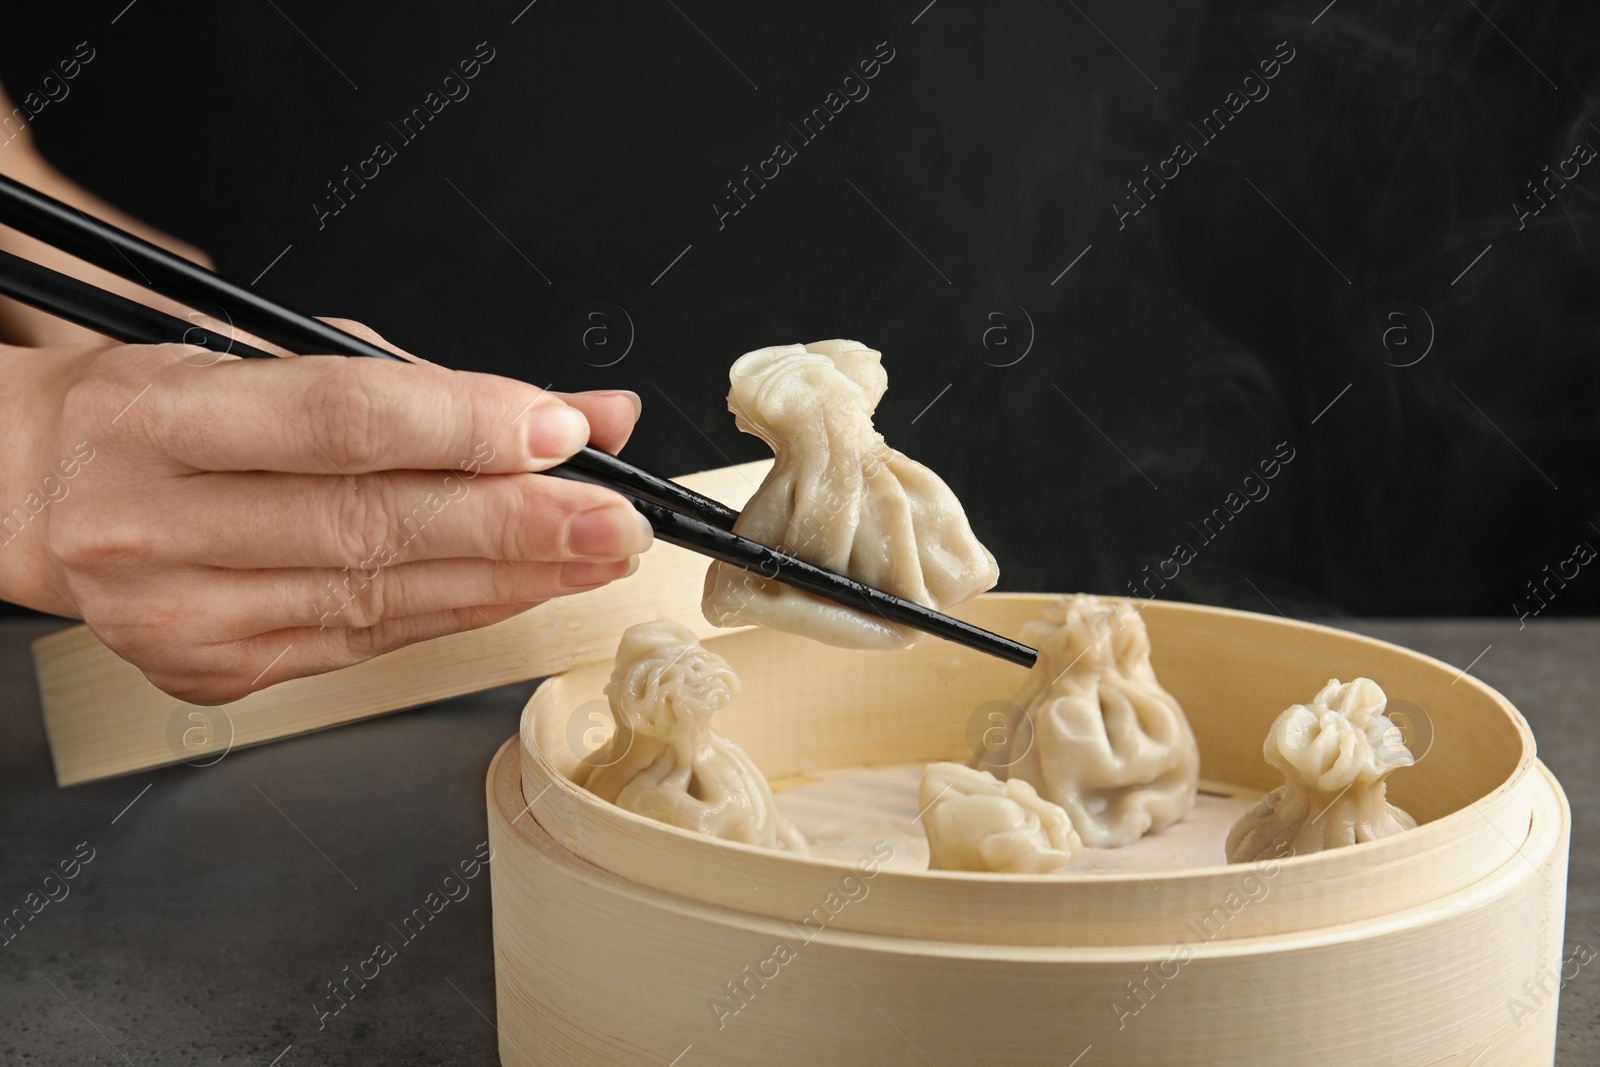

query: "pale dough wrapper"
xmin=576 ymin=621 xmax=805 ymax=851
xmin=919 ymin=762 xmax=1082 ymax=873
xmin=990 ymin=594 xmax=1199 ymax=849
xmin=701 ymin=339 xmax=999 ymax=650
xmin=1226 ymin=677 xmax=1416 ymax=863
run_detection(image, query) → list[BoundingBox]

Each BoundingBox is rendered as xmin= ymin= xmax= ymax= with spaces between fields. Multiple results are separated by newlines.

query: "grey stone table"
xmin=1 ymin=617 xmax=1596 ymax=1065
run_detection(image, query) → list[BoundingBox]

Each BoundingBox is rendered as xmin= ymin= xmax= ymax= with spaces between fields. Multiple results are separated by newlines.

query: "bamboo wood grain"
xmin=33 ymin=460 xmax=772 ymax=786
xmin=518 ymin=595 xmax=1544 ymax=948
xmin=488 ymin=736 xmax=1570 ymax=1066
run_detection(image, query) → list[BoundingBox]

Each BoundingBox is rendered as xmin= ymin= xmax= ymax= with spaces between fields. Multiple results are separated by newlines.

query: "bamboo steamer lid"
xmin=489 ymin=593 xmax=1572 ymax=1066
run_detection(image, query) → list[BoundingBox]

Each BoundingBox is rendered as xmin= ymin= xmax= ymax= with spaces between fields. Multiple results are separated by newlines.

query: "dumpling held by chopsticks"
xmin=702 ymin=340 xmax=999 ymax=650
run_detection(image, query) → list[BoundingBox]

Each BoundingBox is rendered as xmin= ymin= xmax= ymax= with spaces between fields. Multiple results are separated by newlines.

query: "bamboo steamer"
xmin=489 ymin=596 xmax=1570 ymax=1067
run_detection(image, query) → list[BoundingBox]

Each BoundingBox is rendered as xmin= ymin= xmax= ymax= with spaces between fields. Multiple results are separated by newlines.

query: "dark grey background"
xmin=2 ymin=7 xmax=1596 ymax=1061
xmin=0 ymin=0 xmax=1596 ymax=622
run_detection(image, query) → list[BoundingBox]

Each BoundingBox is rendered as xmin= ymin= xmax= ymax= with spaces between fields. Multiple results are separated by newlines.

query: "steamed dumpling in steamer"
xmin=701 ymin=340 xmax=999 ymax=650
xmin=576 ymin=621 xmax=805 ymax=851
xmin=1226 ymin=677 xmax=1416 ymax=863
xmin=919 ymin=762 xmax=1082 ymax=873
xmin=988 ymin=594 xmax=1200 ymax=848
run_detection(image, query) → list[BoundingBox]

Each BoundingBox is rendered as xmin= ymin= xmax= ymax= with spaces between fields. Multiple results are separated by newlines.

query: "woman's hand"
xmin=0 ymin=332 xmax=651 ymax=703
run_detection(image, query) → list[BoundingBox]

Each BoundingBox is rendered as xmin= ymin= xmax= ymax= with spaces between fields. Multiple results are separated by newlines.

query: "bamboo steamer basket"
xmin=488 ymin=593 xmax=1570 ymax=1067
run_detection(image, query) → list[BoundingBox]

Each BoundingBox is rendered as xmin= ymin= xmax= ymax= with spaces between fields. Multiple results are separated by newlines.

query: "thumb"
xmin=314 ymin=317 xmax=430 ymax=365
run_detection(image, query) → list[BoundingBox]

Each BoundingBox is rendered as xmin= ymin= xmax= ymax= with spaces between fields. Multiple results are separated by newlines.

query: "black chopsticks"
xmin=0 ymin=247 xmax=279 ymax=359
xmin=0 ymin=173 xmax=1038 ymax=669
xmin=623 ymin=495 xmax=1039 ymax=665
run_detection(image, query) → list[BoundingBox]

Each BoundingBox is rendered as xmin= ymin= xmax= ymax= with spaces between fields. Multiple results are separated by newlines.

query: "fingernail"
xmin=584 ymin=389 xmax=641 ymax=418
xmin=633 ymin=510 xmax=654 ymax=552
xmin=567 ymin=505 xmax=653 ymax=559
xmin=528 ymin=404 xmax=589 ymax=461
xmin=609 ymin=389 xmax=642 ymax=418
xmin=561 ymin=556 xmax=637 ymax=589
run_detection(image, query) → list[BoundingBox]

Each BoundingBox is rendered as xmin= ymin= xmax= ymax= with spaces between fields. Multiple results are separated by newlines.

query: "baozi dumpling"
xmin=701 ymin=340 xmax=999 ymax=650
xmin=576 ymin=621 xmax=805 ymax=851
xmin=1225 ymin=677 xmax=1416 ymax=863
xmin=919 ymin=762 xmax=1082 ymax=873
xmin=989 ymin=594 xmax=1199 ymax=848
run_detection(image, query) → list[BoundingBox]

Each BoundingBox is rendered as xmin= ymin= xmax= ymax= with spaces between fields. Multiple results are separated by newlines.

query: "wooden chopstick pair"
xmin=0 ymin=173 xmax=1037 ymax=669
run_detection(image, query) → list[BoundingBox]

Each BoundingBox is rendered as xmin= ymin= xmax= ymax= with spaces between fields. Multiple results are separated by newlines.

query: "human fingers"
xmin=314 ymin=317 xmax=424 ymax=363
xmin=554 ymin=389 xmax=642 ymax=455
xmin=92 ymin=346 xmax=591 ymax=475
xmin=141 ymin=602 xmax=543 ymax=704
xmin=195 ymin=556 xmax=638 ymax=634
xmin=122 ymin=469 xmax=652 ymax=569
xmin=310 ymin=323 xmax=642 ymax=454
